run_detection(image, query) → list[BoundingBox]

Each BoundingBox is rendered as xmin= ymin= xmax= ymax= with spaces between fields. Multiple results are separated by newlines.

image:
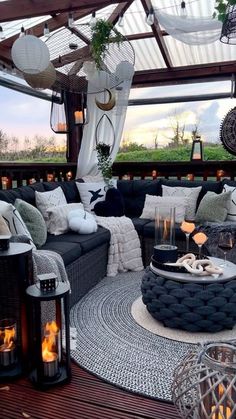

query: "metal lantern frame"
xmin=26 ymin=281 xmax=71 ymax=389
xmin=190 ymin=137 xmax=203 ymax=161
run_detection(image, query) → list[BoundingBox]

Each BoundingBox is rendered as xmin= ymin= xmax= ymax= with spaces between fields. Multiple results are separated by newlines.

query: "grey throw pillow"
xmin=195 ymin=191 xmax=232 ymax=223
xmin=14 ymin=198 xmax=47 ymax=248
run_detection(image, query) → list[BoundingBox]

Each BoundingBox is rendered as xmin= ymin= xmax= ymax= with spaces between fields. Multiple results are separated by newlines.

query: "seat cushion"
xmin=131 ymin=217 xmax=153 ymax=234
xmin=39 ymin=240 xmax=82 ymax=266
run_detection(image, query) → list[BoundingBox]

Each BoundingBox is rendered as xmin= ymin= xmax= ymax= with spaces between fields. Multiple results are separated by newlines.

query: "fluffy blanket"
xmin=96 ymin=215 xmax=144 ymax=277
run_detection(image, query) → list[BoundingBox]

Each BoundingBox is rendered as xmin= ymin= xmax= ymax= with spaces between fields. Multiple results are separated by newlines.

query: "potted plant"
xmin=90 ymin=19 xmax=124 ymax=69
xmin=96 ymin=142 xmax=113 ymax=187
xmin=214 ymin=0 xmax=236 ymax=22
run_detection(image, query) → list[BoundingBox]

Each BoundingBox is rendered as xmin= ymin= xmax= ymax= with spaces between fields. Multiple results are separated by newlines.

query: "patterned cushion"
xmin=14 ymin=198 xmax=47 ymax=248
xmin=0 ymin=214 xmax=11 ymax=235
xmin=195 ymin=191 xmax=232 ymax=223
xmin=140 ymin=195 xmax=187 ymax=223
xmin=223 ymin=184 xmax=236 ymax=221
xmin=76 ymin=181 xmax=117 ymax=213
xmin=162 ymin=185 xmax=202 ymax=220
xmin=46 ymin=203 xmax=84 ymax=235
xmin=35 ymin=186 xmax=67 ymax=225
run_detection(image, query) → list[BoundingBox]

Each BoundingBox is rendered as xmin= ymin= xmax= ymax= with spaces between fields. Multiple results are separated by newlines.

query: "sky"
xmin=0 ymin=77 xmax=235 ymax=150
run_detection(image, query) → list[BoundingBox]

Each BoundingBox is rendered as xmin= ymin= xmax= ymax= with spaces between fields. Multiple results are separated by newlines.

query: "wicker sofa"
xmin=0 ymin=177 xmax=234 ymax=307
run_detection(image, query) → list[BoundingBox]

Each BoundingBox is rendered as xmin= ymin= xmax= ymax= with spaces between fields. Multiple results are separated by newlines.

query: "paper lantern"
xmin=115 ymin=61 xmax=134 ymax=81
xmin=23 ymin=63 xmax=56 ymax=90
xmin=11 ymin=35 xmax=50 ymax=74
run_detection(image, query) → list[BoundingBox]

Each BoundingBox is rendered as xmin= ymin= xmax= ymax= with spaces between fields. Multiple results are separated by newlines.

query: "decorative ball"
xmin=11 ymin=34 xmax=50 ymax=74
xmin=23 ymin=62 xmax=56 ymax=90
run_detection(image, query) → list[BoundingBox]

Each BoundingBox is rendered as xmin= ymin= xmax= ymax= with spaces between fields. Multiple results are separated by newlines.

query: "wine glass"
xmin=192 ymin=232 xmax=208 ymax=259
xmin=218 ymin=232 xmax=234 ymax=267
xmin=180 ymin=221 xmax=195 ymax=253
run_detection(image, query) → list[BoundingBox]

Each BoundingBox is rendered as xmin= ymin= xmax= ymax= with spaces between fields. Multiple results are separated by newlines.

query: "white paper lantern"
xmin=115 ymin=61 xmax=134 ymax=81
xmin=11 ymin=35 xmax=50 ymax=74
xmin=23 ymin=62 xmax=56 ymax=90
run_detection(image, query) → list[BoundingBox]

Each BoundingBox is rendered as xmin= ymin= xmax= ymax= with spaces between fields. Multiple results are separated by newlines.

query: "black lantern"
xmin=26 ymin=278 xmax=71 ymax=389
xmin=74 ymin=93 xmax=88 ymax=126
xmin=50 ymin=90 xmax=69 ymax=134
xmin=0 ymin=243 xmax=33 ymax=379
xmin=220 ymin=4 xmax=236 ymax=45
xmin=190 ymin=137 xmax=203 ymax=161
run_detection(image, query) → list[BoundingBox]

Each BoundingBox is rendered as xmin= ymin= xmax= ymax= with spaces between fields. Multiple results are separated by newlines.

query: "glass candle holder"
xmin=0 ymin=318 xmax=17 ymax=368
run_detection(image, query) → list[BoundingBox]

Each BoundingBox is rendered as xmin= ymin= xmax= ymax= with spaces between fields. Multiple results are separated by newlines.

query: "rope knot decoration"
xmin=166 ymin=253 xmax=223 ymax=275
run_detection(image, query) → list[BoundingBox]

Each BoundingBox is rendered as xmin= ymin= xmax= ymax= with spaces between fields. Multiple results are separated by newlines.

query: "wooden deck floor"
xmin=0 ymin=361 xmax=181 ymax=419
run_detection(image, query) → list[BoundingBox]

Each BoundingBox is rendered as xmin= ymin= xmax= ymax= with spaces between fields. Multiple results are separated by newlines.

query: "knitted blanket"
xmin=32 ymin=249 xmax=69 ymax=287
xmin=96 ymin=215 xmax=144 ymax=277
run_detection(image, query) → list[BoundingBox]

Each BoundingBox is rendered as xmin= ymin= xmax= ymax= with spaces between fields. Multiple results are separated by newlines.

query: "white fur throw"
xmin=95 ymin=215 xmax=144 ymax=277
xmin=68 ymin=209 xmax=97 ymax=234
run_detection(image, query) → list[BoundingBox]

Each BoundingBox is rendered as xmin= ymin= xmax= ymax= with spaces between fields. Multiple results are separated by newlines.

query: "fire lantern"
xmin=0 ymin=243 xmax=33 ymax=379
xmin=26 ymin=279 xmax=71 ymax=389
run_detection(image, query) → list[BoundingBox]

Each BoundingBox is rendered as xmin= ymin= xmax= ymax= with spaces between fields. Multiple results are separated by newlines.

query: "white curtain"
xmin=156 ymin=9 xmax=222 ymax=45
xmin=76 ymin=66 xmax=134 ymax=179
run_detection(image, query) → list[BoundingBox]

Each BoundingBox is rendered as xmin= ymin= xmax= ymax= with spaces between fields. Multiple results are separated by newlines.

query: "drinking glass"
xmin=218 ymin=232 xmax=234 ymax=267
xmin=192 ymin=232 xmax=208 ymax=259
xmin=180 ymin=221 xmax=195 ymax=253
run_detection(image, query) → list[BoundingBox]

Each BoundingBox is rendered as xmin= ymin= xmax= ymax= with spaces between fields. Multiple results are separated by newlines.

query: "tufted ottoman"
xmin=141 ymin=266 xmax=236 ymax=333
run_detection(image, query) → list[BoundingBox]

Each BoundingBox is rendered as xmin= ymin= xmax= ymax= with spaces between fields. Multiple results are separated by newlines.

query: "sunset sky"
xmin=0 ymin=78 xmax=235 ymax=150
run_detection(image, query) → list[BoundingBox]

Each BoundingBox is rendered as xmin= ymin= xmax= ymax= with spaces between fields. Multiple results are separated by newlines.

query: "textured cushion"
xmin=162 ymin=185 xmax=202 ymax=220
xmin=46 ymin=203 xmax=84 ymax=235
xmin=0 ymin=200 xmax=35 ymax=247
xmin=195 ymin=191 xmax=232 ymax=223
xmin=94 ymin=188 xmax=125 ymax=217
xmin=68 ymin=209 xmax=97 ymax=234
xmin=0 ymin=215 xmax=11 ymax=235
xmin=35 ymin=186 xmax=67 ymax=224
xmin=43 ymin=180 xmax=80 ymax=203
xmin=14 ymin=198 xmax=47 ymax=248
xmin=76 ymin=181 xmax=117 ymax=213
xmin=223 ymin=184 xmax=236 ymax=221
xmin=140 ymin=195 xmax=187 ymax=223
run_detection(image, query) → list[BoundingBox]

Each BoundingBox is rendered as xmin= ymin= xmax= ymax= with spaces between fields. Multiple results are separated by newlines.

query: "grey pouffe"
xmin=141 ymin=267 xmax=236 ymax=333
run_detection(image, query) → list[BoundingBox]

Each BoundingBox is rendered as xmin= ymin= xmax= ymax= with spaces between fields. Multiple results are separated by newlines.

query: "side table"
xmin=141 ymin=258 xmax=236 ymax=333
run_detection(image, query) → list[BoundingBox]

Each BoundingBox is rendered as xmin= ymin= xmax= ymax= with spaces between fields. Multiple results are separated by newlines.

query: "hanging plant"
xmin=96 ymin=142 xmax=113 ymax=181
xmin=214 ymin=0 xmax=236 ymax=22
xmin=90 ymin=19 xmax=124 ymax=69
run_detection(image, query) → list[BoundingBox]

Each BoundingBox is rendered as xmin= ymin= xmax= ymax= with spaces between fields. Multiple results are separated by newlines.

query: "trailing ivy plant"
xmin=96 ymin=143 xmax=113 ymax=181
xmin=214 ymin=0 xmax=236 ymax=22
xmin=90 ymin=19 xmax=124 ymax=69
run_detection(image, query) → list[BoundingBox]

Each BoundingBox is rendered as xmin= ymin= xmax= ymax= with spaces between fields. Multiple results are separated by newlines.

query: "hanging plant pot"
xmin=95 ymin=114 xmax=115 ymax=154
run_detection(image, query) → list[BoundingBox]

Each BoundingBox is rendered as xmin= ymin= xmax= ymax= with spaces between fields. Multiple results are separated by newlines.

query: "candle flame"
xmin=0 ymin=326 xmax=16 ymax=351
xmin=42 ymin=321 xmax=59 ymax=362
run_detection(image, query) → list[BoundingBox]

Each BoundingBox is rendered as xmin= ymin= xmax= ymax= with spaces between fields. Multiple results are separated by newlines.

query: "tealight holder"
xmin=154 ymin=206 xmax=178 ymax=264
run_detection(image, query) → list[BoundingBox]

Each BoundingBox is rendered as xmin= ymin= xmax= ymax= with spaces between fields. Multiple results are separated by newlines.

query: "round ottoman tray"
xmin=151 ymin=253 xmax=208 ymax=274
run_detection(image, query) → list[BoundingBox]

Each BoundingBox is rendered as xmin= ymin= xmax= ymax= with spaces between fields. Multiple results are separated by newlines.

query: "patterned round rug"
xmin=70 ymin=270 xmax=197 ymax=401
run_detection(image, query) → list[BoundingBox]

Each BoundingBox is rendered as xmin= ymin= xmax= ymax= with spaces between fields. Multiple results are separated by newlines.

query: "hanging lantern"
xmin=50 ymin=91 xmax=69 ymax=134
xmin=23 ymin=62 xmax=56 ymax=90
xmin=11 ymin=34 xmax=50 ymax=74
xmin=74 ymin=93 xmax=88 ymax=126
xmin=190 ymin=136 xmax=203 ymax=161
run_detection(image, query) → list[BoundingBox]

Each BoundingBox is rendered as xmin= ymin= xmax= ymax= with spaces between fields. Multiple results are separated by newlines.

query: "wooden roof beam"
xmin=140 ymin=0 xmax=172 ymax=69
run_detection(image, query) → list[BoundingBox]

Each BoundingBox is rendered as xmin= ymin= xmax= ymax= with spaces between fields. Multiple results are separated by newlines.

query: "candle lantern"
xmin=172 ymin=341 xmax=236 ymax=419
xmin=0 ymin=243 xmax=33 ymax=379
xmin=26 ymin=279 xmax=71 ymax=389
xmin=154 ymin=206 xmax=178 ymax=263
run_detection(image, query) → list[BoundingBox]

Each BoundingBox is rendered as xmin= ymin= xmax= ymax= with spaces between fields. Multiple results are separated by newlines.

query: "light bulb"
xmin=180 ymin=1 xmax=187 ymax=18
xmin=90 ymin=11 xmax=97 ymax=28
xmin=68 ymin=12 xmax=74 ymax=28
xmin=0 ymin=26 xmax=5 ymax=40
xmin=146 ymin=7 xmax=154 ymax=26
xmin=11 ymin=65 xmax=16 ymax=75
xmin=44 ymin=23 xmax=50 ymax=37
xmin=19 ymin=26 xmax=25 ymax=37
xmin=2 ymin=64 xmax=7 ymax=75
xmin=118 ymin=13 xmax=124 ymax=27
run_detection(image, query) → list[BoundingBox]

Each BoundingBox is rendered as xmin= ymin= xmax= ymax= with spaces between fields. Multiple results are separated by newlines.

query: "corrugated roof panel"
xmin=1 ymin=16 xmax=50 ymax=39
xmin=117 ymin=0 xmax=152 ymax=35
xmin=130 ymin=38 xmax=167 ymax=70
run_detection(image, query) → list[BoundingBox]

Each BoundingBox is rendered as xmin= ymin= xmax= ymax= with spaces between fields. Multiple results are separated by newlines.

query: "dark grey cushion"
xmin=43 ymin=180 xmax=80 ymax=203
xmin=0 ymin=183 xmax=45 ymax=205
xmin=39 ymin=240 xmax=82 ymax=266
xmin=143 ymin=220 xmax=187 ymax=241
xmin=131 ymin=217 xmax=151 ymax=234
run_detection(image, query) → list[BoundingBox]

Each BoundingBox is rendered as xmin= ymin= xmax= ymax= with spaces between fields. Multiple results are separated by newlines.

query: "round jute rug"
xmin=70 ymin=270 xmax=234 ymax=401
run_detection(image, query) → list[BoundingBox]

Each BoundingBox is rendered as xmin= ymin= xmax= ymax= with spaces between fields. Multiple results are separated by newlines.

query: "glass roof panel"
xmin=130 ymin=38 xmax=167 ymax=70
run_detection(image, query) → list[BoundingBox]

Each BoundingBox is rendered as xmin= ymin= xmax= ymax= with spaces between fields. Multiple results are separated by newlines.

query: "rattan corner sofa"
xmin=0 ymin=177 xmax=234 ymax=308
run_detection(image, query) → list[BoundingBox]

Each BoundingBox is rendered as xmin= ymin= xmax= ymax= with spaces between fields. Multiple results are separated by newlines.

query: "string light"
xmin=11 ymin=64 xmax=16 ymax=75
xmin=118 ymin=12 xmax=124 ymax=27
xmin=19 ymin=26 xmax=25 ymax=37
xmin=90 ymin=11 xmax=97 ymax=28
xmin=0 ymin=26 xmax=5 ymax=40
xmin=68 ymin=12 xmax=74 ymax=28
xmin=146 ymin=7 xmax=154 ymax=26
xmin=43 ymin=22 xmax=50 ymax=37
xmin=180 ymin=1 xmax=187 ymax=18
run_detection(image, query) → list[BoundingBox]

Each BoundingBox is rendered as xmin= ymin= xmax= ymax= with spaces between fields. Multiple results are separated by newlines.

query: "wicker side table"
xmin=0 ymin=243 xmax=33 ymax=375
xmin=141 ymin=261 xmax=236 ymax=333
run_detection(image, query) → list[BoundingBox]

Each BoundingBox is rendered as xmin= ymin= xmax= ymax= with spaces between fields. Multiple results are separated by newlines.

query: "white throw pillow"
xmin=35 ymin=187 xmax=67 ymax=225
xmin=140 ymin=195 xmax=187 ymax=223
xmin=223 ymin=184 xmax=236 ymax=221
xmin=46 ymin=203 xmax=84 ymax=235
xmin=68 ymin=209 xmax=98 ymax=234
xmin=0 ymin=200 xmax=35 ymax=247
xmin=76 ymin=180 xmax=117 ymax=213
xmin=162 ymin=185 xmax=202 ymax=221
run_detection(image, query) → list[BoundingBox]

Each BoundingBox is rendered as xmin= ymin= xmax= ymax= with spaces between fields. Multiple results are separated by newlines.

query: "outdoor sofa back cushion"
xmin=0 ymin=182 xmax=45 ymax=205
xmin=43 ymin=180 xmax=81 ymax=203
xmin=117 ymin=179 xmax=162 ymax=217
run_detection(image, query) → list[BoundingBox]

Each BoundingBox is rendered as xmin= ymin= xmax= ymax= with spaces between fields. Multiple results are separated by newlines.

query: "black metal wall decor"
xmin=26 ymin=279 xmax=71 ymax=389
xmin=220 ymin=107 xmax=236 ymax=155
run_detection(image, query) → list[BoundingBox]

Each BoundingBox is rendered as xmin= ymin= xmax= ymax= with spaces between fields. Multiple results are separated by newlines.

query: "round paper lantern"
xmin=11 ymin=35 xmax=50 ymax=74
xmin=23 ymin=62 xmax=56 ymax=90
xmin=115 ymin=61 xmax=134 ymax=81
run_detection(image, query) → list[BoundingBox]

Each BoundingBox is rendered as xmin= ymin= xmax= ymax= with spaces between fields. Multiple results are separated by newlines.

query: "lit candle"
xmin=42 ymin=321 xmax=59 ymax=378
xmin=74 ymin=110 xmax=83 ymax=125
xmin=180 ymin=221 xmax=195 ymax=234
xmin=0 ymin=320 xmax=17 ymax=367
xmin=192 ymin=232 xmax=208 ymax=246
